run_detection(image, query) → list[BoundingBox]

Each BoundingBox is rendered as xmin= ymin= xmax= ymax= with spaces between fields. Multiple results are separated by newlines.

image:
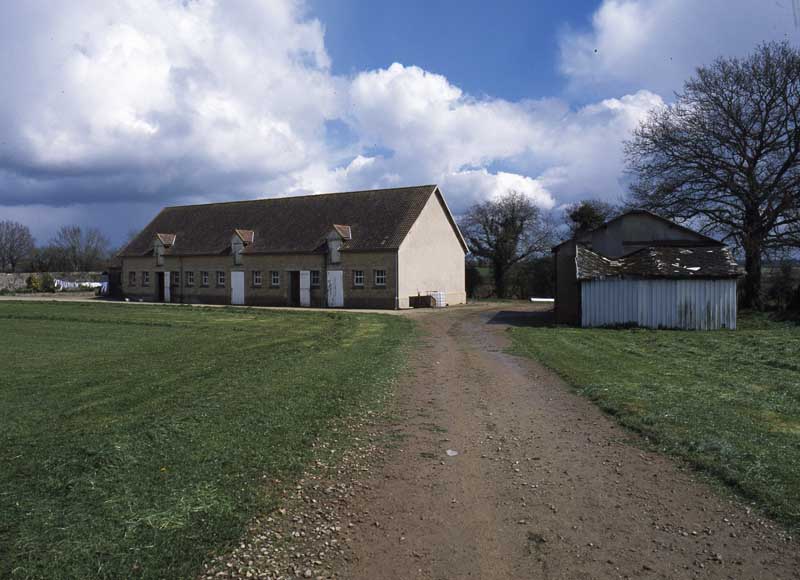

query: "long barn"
xmin=118 ymin=185 xmax=468 ymax=309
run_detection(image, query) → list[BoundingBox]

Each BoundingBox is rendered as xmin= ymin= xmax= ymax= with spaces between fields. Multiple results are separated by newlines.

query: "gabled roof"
xmin=119 ymin=185 xmax=465 ymax=257
xmin=155 ymin=233 xmax=176 ymax=247
xmin=576 ymin=244 xmax=744 ymax=281
xmin=553 ymin=209 xmax=723 ymax=251
xmin=332 ymin=224 xmax=352 ymax=240
xmin=233 ymin=229 xmax=254 ymax=244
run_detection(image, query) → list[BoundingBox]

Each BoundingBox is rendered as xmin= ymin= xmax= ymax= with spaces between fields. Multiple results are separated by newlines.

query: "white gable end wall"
xmin=397 ymin=192 xmax=466 ymax=308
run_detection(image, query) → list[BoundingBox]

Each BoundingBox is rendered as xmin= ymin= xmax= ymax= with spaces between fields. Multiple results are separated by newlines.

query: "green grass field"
xmin=0 ymin=302 xmax=412 ymax=579
xmin=509 ymin=313 xmax=800 ymax=528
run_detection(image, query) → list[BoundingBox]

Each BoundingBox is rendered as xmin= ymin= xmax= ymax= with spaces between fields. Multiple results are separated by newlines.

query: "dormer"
xmin=153 ymin=233 xmax=176 ymax=266
xmin=326 ymin=224 xmax=351 ymax=264
xmin=231 ymin=229 xmax=254 ymax=265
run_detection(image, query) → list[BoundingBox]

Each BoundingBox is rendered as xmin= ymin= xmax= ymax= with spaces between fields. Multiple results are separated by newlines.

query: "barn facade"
xmin=554 ymin=210 xmax=744 ymax=329
xmin=117 ymin=185 xmax=468 ymax=309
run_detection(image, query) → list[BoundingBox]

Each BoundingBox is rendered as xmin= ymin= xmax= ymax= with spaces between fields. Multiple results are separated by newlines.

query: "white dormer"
xmin=154 ymin=233 xmax=176 ymax=266
xmin=326 ymin=224 xmax=351 ymax=264
xmin=231 ymin=229 xmax=254 ymax=266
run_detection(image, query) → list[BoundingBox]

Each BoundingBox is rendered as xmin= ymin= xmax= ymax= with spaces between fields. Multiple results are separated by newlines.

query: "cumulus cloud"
xmin=560 ymin=0 xmax=796 ymax=97
xmin=0 ymin=0 xmax=338 ymax=207
xmin=0 ymin=0 xmax=669 ymax=243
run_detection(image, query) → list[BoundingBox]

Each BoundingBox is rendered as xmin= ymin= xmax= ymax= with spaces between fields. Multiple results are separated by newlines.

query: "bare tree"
xmin=0 ymin=220 xmax=35 ymax=272
xmin=51 ymin=225 xmax=110 ymax=271
xmin=563 ymin=199 xmax=617 ymax=237
xmin=625 ymin=42 xmax=800 ymax=309
xmin=459 ymin=191 xmax=553 ymax=298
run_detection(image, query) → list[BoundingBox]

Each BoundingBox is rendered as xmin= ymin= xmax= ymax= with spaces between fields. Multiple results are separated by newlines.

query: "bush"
xmin=25 ymin=274 xmax=41 ymax=292
xmin=25 ymin=273 xmax=56 ymax=293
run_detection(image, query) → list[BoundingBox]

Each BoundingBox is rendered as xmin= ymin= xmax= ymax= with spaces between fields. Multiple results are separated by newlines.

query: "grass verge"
xmin=0 ymin=301 xmax=412 ymax=579
xmin=508 ymin=312 xmax=800 ymax=529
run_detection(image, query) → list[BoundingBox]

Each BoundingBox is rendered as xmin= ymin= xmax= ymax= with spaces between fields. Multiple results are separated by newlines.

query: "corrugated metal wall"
xmin=581 ymin=279 xmax=737 ymax=330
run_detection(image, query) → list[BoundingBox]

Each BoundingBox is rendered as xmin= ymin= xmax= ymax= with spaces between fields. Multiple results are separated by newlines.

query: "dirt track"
xmin=336 ymin=305 xmax=799 ymax=579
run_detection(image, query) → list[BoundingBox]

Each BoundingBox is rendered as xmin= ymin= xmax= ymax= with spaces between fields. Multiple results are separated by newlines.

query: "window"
xmin=252 ymin=270 xmax=262 ymax=287
xmin=353 ymin=270 xmax=364 ymax=287
xmin=270 ymin=271 xmax=280 ymax=287
xmin=186 ymin=271 xmax=194 ymax=287
xmin=310 ymin=270 xmax=320 ymax=288
xmin=216 ymin=270 xmax=226 ymax=287
xmin=171 ymin=271 xmax=180 ymax=287
xmin=201 ymin=271 xmax=209 ymax=287
xmin=374 ymin=269 xmax=387 ymax=287
xmin=142 ymin=271 xmax=150 ymax=286
xmin=128 ymin=271 xmax=136 ymax=286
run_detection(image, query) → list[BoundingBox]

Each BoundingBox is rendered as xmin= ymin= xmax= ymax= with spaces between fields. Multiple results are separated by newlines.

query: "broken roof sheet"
xmin=576 ymin=244 xmax=743 ymax=281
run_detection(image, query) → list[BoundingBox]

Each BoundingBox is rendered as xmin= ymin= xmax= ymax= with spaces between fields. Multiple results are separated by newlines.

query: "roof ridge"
xmin=163 ymin=184 xmax=438 ymax=210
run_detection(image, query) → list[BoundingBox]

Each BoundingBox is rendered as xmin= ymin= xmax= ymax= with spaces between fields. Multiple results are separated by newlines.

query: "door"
xmin=164 ymin=271 xmax=171 ymax=303
xmin=327 ymin=270 xmax=343 ymax=307
xmin=299 ymin=270 xmax=311 ymax=307
xmin=231 ymin=271 xmax=244 ymax=305
xmin=290 ymin=271 xmax=300 ymax=306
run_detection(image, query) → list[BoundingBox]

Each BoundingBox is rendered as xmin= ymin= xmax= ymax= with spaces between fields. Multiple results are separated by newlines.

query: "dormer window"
xmin=231 ymin=229 xmax=254 ymax=266
xmin=154 ymin=233 xmax=176 ymax=267
xmin=326 ymin=224 xmax=351 ymax=265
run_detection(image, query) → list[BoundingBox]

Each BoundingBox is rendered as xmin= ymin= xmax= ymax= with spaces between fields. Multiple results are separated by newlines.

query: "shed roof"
xmin=553 ymin=209 xmax=723 ymax=252
xmin=119 ymin=185 xmax=467 ymax=257
xmin=576 ymin=244 xmax=743 ymax=281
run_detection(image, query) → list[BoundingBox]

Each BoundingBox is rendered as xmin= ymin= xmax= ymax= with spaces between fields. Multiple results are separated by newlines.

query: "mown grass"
xmin=508 ymin=313 xmax=800 ymax=528
xmin=0 ymin=302 xmax=412 ymax=579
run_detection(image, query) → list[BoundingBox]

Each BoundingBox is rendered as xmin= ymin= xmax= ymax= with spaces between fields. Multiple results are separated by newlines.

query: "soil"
xmin=335 ymin=304 xmax=800 ymax=579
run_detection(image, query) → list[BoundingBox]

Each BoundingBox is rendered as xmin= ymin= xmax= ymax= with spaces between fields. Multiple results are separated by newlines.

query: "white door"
xmin=231 ymin=271 xmax=245 ymax=305
xmin=164 ymin=271 xmax=171 ymax=303
xmin=327 ymin=270 xmax=343 ymax=307
xmin=299 ymin=270 xmax=311 ymax=306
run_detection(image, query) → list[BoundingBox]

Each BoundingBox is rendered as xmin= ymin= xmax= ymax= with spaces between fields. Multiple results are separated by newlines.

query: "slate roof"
xmin=119 ymin=185 xmax=464 ymax=257
xmin=576 ymin=244 xmax=743 ymax=281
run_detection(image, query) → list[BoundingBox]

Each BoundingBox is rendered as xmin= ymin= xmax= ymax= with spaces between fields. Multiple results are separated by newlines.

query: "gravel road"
xmin=336 ymin=305 xmax=799 ymax=579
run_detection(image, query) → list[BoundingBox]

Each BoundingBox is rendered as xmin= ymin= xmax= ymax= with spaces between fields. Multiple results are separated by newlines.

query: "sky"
xmin=1 ymin=0 xmax=799 ymax=246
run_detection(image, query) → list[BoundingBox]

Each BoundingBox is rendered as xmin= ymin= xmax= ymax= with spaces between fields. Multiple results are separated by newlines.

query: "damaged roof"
xmin=119 ymin=185 xmax=467 ymax=257
xmin=576 ymin=244 xmax=744 ymax=281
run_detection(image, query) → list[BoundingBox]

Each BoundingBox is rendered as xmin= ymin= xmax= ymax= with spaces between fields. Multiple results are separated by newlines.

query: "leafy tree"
xmin=0 ymin=220 xmax=35 ymax=272
xmin=459 ymin=191 xmax=553 ymax=298
xmin=50 ymin=225 xmax=110 ymax=271
xmin=626 ymin=42 xmax=800 ymax=309
xmin=564 ymin=200 xmax=617 ymax=236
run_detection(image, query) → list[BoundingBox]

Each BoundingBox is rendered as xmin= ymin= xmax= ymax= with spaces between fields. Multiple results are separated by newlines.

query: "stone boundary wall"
xmin=0 ymin=272 xmax=102 ymax=292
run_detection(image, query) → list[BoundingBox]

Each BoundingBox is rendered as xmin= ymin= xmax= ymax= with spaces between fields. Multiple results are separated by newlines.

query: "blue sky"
xmin=0 ymin=0 xmax=797 ymax=246
xmin=310 ymin=0 xmax=600 ymax=101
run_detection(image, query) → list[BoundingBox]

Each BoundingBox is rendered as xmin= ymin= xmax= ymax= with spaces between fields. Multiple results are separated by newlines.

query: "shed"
xmin=576 ymin=244 xmax=743 ymax=329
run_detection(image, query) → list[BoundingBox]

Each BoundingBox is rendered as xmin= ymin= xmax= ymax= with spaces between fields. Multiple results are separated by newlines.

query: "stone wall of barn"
xmin=120 ymin=251 xmax=398 ymax=308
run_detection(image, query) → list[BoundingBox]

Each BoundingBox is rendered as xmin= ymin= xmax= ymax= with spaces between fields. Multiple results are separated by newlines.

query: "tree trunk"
xmin=493 ymin=263 xmax=507 ymax=298
xmin=741 ymin=238 xmax=763 ymax=310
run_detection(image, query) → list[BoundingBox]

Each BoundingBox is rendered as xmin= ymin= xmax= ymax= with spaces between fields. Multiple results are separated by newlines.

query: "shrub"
xmin=25 ymin=273 xmax=56 ymax=293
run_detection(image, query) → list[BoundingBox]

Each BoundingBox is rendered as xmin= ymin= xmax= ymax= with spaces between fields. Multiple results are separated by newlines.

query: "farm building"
xmin=554 ymin=210 xmax=743 ymax=329
xmin=118 ymin=185 xmax=467 ymax=309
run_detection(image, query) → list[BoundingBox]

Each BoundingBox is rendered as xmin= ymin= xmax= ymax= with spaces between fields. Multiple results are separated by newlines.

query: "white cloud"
xmin=0 ymin=0 xmax=339 ymax=205
xmin=0 ymin=1 xmax=668 ymax=242
xmin=560 ymin=0 xmax=796 ymax=97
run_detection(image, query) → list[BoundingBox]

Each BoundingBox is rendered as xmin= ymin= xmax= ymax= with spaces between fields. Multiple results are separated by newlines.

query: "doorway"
xmin=289 ymin=271 xmax=300 ymax=306
xmin=156 ymin=272 xmax=165 ymax=302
